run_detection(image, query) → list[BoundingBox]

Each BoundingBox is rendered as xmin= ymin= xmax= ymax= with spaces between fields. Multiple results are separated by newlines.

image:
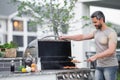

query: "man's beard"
xmin=96 ymin=24 xmax=102 ymax=30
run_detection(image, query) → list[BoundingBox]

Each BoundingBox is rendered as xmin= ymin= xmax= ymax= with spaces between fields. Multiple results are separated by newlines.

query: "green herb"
xmin=0 ymin=41 xmax=18 ymax=49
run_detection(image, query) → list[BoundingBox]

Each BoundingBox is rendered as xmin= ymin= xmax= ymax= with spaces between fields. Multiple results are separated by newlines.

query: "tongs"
xmin=71 ymin=59 xmax=88 ymax=63
xmin=69 ymin=56 xmax=88 ymax=63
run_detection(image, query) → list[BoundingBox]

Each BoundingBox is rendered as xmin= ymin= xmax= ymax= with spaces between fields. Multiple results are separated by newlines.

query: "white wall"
xmin=68 ymin=2 xmax=90 ymax=68
xmin=0 ymin=19 xmax=7 ymax=44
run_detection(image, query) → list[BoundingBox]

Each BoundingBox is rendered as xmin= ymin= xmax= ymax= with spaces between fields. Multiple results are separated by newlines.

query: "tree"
xmin=12 ymin=0 xmax=78 ymax=36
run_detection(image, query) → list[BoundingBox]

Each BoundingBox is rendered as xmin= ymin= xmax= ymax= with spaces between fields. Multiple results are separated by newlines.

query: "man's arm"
xmin=59 ymin=32 xmax=94 ymax=41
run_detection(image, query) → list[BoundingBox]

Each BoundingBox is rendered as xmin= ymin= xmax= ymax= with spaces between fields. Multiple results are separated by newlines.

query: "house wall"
xmin=0 ymin=19 xmax=7 ymax=44
xmin=0 ymin=16 xmax=38 ymax=57
xmin=67 ymin=3 xmax=90 ymax=68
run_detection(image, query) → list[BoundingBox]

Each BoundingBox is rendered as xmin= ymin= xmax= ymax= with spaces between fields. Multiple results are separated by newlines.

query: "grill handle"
xmin=40 ymin=35 xmax=68 ymax=41
xmin=40 ymin=35 xmax=59 ymax=40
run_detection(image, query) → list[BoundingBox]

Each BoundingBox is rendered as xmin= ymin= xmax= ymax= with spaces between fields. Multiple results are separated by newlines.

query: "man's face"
xmin=92 ymin=17 xmax=102 ymax=29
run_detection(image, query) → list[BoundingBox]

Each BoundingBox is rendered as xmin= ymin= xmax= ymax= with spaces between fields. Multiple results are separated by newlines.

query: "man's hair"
xmin=91 ymin=11 xmax=105 ymax=22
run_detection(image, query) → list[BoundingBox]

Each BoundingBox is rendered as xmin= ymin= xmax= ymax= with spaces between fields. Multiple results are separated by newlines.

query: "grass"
xmin=117 ymin=69 xmax=120 ymax=80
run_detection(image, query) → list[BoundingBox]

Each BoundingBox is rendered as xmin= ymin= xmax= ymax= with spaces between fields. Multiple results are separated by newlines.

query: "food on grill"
xmin=63 ymin=66 xmax=77 ymax=69
xmin=71 ymin=59 xmax=80 ymax=63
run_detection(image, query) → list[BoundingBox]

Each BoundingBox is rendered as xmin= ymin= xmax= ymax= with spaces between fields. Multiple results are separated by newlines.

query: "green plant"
xmin=0 ymin=52 xmax=4 ymax=57
xmin=117 ymin=71 xmax=120 ymax=80
xmin=0 ymin=41 xmax=18 ymax=49
xmin=11 ymin=0 xmax=78 ymax=35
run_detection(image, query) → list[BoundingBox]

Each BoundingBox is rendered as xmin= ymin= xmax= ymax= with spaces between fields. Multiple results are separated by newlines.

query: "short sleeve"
xmin=89 ymin=30 xmax=96 ymax=38
xmin=108 ymin=32 xmax=117 ymax=44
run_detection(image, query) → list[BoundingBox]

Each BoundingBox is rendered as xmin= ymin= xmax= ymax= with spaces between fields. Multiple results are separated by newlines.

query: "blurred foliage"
xmin=82 ymin=16 xmax=90 ymax=20
xmin=11 ymin=0 xmax=78 ymax=35
xmin=0 ymin=52 xmax=4 ymax=57
xmin=81 ymin=16 xmax=113 ymax=28
xmin=117 ymin=71 xmax=120 ymax=80
xmin=0 ymin=41 xmax=18 ymax=49
xmin=106 ymin=22 xmax=112 ymax=27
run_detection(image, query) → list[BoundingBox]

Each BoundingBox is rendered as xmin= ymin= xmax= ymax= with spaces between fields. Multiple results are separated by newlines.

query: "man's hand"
xmin=87 ymin=55 xmax=97 ymax=62
xmin=59 ymin=36 xmax=67 ymax=40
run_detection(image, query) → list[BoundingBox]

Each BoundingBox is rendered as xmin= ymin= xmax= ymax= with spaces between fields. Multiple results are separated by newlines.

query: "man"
xmin=59 ymin=11 xmax=118 ymax=80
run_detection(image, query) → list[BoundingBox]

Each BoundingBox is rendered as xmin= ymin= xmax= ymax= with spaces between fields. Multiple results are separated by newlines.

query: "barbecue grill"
xmin=24 ymin=35 xmax=93 ymax=80
xmin=38 ymin=40 xmax=75 ymax=70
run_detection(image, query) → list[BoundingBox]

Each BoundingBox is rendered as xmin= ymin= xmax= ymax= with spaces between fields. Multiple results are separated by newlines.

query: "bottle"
xmin=10 ymin=60 xmax=15 ymax=72
xmin=19 ymin=59 xmax=22 ymax=66
xmin=37 ymin=57 xmax=41 ymax=71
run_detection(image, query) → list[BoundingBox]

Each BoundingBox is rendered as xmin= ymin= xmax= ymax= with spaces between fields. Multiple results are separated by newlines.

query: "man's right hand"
xmin=59 ymin=36 xmax=67 ymax=40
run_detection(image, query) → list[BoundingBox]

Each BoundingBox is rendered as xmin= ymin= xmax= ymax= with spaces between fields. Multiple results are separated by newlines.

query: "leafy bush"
xmin=0 ymin=52 xmax=4 ymax=57
xmin=0 ymin=41 xmax=18 ymax=49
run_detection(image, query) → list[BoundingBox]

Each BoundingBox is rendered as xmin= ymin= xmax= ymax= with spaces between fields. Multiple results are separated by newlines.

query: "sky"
xmin=90 ymin=6 xmax=120 ymax=25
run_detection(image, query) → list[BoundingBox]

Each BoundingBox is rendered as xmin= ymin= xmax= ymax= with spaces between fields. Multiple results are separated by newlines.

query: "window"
xmin=13 ymin=20 xmax=23 ymax=31
xmin=117 ymin=41 xmax=120 ymax=49
xmin=13 ymin=35 xmax=23 ymax=47
xmin=28 ymin=36 xmax=36 ymax=44
xmin=27 ymin=21 xmax=37 ymax=32
xmin=17 ymin=51 xmax=23 ymax=57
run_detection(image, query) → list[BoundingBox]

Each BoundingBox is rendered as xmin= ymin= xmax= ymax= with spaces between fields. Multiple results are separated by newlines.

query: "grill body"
xmin=38 ymin=40 xmax=75 ymax=70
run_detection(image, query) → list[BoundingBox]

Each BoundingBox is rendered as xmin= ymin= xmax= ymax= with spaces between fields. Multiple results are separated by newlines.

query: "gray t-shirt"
xmin=94 ymin=28 xmax=118 ymax=67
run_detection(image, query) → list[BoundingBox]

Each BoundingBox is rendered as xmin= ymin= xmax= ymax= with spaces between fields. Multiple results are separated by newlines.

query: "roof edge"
xmin=78 ymin=0 xmax=101 ymax=2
